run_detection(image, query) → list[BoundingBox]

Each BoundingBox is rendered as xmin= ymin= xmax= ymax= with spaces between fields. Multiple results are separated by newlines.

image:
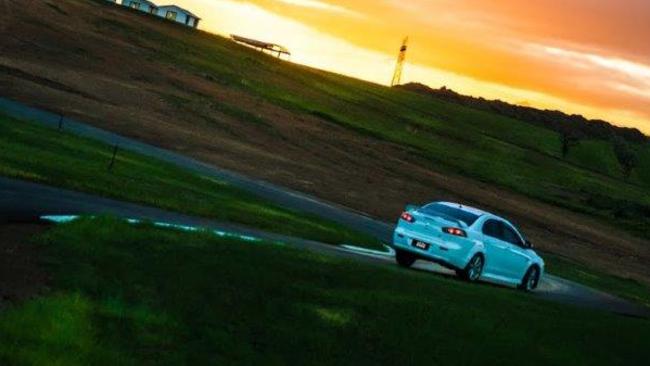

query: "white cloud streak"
xmin=274 ymin=0 xmax=362 ymax=17
xmin=541 ymin=46 xmax=650 ymax=82
xmin=524 ymin=43 xmax=650 ymax=102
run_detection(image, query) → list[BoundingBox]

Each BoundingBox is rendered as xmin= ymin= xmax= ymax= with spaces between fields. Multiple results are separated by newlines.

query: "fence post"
xmin=58 ymin=115 xmax=64 ymax=130
xmin=108 ymin=144 xmax=119 ymax=171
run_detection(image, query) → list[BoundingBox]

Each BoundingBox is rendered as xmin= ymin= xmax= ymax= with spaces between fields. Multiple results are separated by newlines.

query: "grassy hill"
xmin=1 ymin=0 xmax=649 ymax=285
xmin=96 ymin=0 xmax=650 ymax=235
xmin=400 ymin=83 xmax=647 ymax=144
xmin=4 ymin=113 xmax=650 ymax=304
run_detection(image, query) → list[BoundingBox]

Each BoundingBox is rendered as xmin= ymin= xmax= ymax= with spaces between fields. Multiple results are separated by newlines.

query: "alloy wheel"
xmin=468 ymin=255 xmax=483 ymax=281
xmin=527 ymin=267 xmax=539 ymax=290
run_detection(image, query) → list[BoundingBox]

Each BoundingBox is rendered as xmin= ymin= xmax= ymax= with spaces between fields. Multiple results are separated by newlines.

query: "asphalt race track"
xmin=1 ymin=97 xmax=649 ymax=318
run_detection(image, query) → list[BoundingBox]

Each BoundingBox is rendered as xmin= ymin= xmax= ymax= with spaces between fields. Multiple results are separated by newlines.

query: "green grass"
xmin=0 ymin=114 xmax=380 ymax=249
xmin=566 ymin=140 xmax=623 ymax=178
xmin=634 ymin=144 xmax=650 ymax=184
xmin=1 ymin=217 xmax=649 ymax=365
xmin=98 ymin=14 xmax=650 ymax=239
xmin=543 ymin=252 xmax=650 ymax=308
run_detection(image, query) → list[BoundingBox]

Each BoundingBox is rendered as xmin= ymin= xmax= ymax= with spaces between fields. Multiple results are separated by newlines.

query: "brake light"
xmin=400 ymin=212 xmax=415 ymax=223
xmin=442 ymin=227 xmax=467 ymax=237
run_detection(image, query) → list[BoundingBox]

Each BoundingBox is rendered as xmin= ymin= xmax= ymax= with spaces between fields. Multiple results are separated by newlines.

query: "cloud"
xmin=523 ymin=43 xmax=650 ymax=103
xmin=541 ymin=46 xmax=650 ymax=81
xmin=273 ymin=0 xmax=362 ymax=17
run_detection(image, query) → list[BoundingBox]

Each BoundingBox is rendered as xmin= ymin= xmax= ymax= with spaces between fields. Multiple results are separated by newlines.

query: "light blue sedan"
xmin=392 ymin=202 xmax=544 ymax=291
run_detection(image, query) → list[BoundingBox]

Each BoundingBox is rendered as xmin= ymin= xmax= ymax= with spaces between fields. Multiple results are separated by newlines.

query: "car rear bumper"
xmin=392 ymin=229 xmax=471 ymax=270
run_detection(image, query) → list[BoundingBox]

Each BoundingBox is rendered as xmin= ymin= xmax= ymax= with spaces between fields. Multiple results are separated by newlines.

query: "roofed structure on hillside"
xmin=116 ymin=1 xmax=200 ymax=29
xmin=231 ymin=35 xmax=291 ymax=58
xmin=122 ymin=0 xmax=158 ymax=14
xmin=156 ymin=5 xmax=201 ymax=28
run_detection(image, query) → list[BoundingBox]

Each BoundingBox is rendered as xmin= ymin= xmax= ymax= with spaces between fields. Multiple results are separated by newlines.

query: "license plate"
xmin=412 ymin=240 xmax=430 ymax=250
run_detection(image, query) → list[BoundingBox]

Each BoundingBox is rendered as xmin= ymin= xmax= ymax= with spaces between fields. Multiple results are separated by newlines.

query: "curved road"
xmin=1 ymin=97 xmax=649 ymax=318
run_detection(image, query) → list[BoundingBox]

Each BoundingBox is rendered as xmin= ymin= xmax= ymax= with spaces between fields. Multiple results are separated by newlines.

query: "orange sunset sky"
xmin=174 ymin=0 xmax=650 ymax=134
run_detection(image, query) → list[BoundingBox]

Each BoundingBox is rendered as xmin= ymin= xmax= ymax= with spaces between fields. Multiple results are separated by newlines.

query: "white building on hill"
xmin=156 ymin=5 xmax=201 ymax=29
xmin=121 ymin=0 xmax=158 ymax=14
xmin=114 ymin=1 xmax=200 ymax=29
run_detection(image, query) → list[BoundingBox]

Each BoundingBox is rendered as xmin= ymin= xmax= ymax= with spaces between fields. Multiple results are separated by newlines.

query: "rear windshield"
xmin=421 ymin=203 xmax=481 ymax=226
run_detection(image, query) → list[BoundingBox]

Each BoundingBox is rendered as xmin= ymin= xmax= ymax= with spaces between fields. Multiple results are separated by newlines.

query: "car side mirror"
xmin=525 ymin=240 xmax=534 ymax=249
xmin=405 ymin=204 xmax=420 ymax=212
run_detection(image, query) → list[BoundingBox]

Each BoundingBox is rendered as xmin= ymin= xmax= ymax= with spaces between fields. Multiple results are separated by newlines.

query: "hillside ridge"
xmin=399 ymin=82 xmax=648 ymax=144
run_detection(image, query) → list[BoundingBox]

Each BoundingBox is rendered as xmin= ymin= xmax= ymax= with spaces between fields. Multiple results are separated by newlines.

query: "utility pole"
xmin=391 ymin=36 xmax=409 ymax=87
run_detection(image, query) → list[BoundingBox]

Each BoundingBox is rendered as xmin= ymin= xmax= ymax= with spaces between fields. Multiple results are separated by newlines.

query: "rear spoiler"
xmin=433 ymin=215 xmax=468 ymax=228
xmin=405 ymin=203 xmax=468 ymax=228
xmin=453 ymin=219 xmax=469 ymax=228
xmin=405 ymin=204 xmax=420 ymax=212
xmin=426 ymin=212 xmax=469 ymax=228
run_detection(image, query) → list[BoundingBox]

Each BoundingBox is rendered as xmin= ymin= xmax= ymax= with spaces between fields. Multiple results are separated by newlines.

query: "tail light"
xmin=400 ymin=212 xmax=415 ymax=223
xmin=442 ymin=227 xmax=467 ymax=237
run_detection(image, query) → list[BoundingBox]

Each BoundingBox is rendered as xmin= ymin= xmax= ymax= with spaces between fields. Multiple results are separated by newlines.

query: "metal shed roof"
xmin=156 ymin=4 xmax=201 ymax=19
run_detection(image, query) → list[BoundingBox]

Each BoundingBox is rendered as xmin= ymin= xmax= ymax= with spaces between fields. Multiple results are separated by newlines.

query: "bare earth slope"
xmin=1 ymin=0 xmax=649 ymax=286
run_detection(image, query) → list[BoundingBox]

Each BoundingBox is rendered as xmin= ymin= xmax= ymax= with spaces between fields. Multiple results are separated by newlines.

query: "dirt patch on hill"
xmin=1 ymin=0 xmax=650 ymax=286
xmin=0 ymin=224 xmax=50 ymax=309
xmin=0 ymin=64 xmax=101 ymax=102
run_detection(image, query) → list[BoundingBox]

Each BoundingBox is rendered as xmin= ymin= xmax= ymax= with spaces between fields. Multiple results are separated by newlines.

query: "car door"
xmin=481 ymin=219 xmax=511 ymax=278
xmin=500 ymin=223 xmax=532 ymax=281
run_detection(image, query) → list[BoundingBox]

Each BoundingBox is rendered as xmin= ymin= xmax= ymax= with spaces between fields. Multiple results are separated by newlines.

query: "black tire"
xmin=518 ymin=266 xmax=540 ymax=291
xmin=395 ymin=249 xmax=417 ymax=268
xmin=457 ymin=254 xmax=484 ymax=282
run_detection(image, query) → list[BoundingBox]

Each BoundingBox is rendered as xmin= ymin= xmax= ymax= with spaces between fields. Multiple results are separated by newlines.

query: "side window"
xmin=482 ymin=220 xmax=501 ymax=239
xmin=502 ymin=224 xmax=524 ymax=247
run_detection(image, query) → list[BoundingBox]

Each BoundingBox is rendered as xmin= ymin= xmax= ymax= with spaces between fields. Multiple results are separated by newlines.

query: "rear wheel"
xmin=457 ymin=254 xmax=484 ymax=282
xmin=518 ymin=266 xmax=540 ymax=291
xmin=395 ymin=249 xmax=417 ymax=268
